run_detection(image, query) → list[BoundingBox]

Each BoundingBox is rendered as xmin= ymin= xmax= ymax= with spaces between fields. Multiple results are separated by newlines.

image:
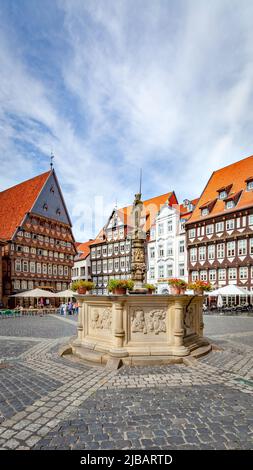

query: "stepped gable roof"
xmin=186 ymin=155 xmax=253 ymax=223
xmin=0 ymin=171 xmax=51 ymax=241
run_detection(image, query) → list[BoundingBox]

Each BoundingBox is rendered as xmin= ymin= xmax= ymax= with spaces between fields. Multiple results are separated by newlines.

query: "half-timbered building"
xmin=0 ymin=169 xmax=76 ymax=306
xmin=186 ymin=155 xmax=253 ymax=294
xmin=90 ymin=192 xmax=178 ymax=294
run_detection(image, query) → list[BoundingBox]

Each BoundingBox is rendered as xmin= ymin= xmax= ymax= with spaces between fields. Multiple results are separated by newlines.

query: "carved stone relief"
xmin=184 ymin=306 xmax=196 ymax=335
xmin=90 ymin=308 xmax=112 ymax=330
xmin=131 ymin=308 xmax=166 ymax=335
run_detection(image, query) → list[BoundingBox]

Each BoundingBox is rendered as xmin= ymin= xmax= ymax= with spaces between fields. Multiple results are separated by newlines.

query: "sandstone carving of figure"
xmin=135 ymin=248 xmax=144 ymax=262
xmin=158 ymin=312 xmax=166 ymax=333
xmin=184 ymin=307 xmax=194 ymax=334
xmin=91 ymin=310 xmax=99 ymax=329
xmin=153 ymin=312 xmax=160 ymax=334
xmin=132 ymin=309 xmax=145 ymax=333
xmin=149 ymin=310 xmax=166 ymax=334
xmin=102 ymin=309 xmax=112 ymax=330
xmin=146 ymin=315 xmax=154 ymax=333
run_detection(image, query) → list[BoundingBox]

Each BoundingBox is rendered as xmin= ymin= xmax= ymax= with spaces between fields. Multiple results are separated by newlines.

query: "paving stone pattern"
xmin=0 ymin=315 xmax=76 ymax=338
xmin=34 ymin=384 xmax=253 ymax=450
xmin=0 ymin=315 xmax=252 ymax=450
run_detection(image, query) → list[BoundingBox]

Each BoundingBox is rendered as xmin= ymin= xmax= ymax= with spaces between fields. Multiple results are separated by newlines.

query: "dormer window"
xmin=247 ymin=180 xmax=253 ymax=191
xmin=219 ymin=191 xmax=227 ymax=199
xmin=199 ymin=198 xmax=217 ymax=217
xmin=224 ymin=190 xmax=242 ymax=210
xmin=217 ymin=184 xmax=232 ymax=200
xmin=183 ymin=199 xmax=194 ymax=212
xmin=50 ymin=186 xmax=55 ymax=194
xmin=226 ymin=200 xmax=235 ymax=209
xmin=201 ymin=208 xmax=209 ymax=216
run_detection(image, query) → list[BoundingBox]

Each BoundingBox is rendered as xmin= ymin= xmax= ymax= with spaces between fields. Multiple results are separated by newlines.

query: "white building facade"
xmin=72 ymin=242 xmax=92 ymax=283
xmin=146 ymin=199 xmax=197 ymax=294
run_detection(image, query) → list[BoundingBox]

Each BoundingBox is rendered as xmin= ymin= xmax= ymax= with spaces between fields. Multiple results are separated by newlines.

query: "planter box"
xmin=112 ymin=288 xmax=127 ymax=295
xmin=78 ymin=287 xmax=87 ymax=294
xmin=170 ymin=286 xmax=181 ymax=295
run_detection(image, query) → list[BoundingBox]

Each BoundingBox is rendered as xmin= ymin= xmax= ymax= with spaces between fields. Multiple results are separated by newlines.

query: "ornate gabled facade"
xmin=0 ymin=170 xmax=76 ymax=306
xmin=147 ymin=198 xmax=198 ymax=293
xmin=186 ymin=155 xmax=253 ymax=293
xmin=90 ymin=192 xmax=178 ymax=294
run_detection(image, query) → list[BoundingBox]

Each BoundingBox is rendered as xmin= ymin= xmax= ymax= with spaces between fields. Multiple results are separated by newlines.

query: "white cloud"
xmin=0 ymin=0 xmax=253 ymax=240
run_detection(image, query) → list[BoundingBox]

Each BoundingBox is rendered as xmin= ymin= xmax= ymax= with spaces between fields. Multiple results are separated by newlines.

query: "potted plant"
xmin=71 ymin=280 xmax=95 ymax=294
xmin=188 ymin=280 xmax=212 ymax=295
xmin=168 ymin=278 xmax=187 ymax=295
xmin=108 ymin=279 xmax=134 ymax=295
xmin=144 ymin=284 xmax=156 ymax=295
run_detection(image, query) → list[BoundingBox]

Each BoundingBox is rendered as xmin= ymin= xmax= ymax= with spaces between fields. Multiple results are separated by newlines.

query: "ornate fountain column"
xmin=74 ymin=299 xmax=85 ymax=345
xmin=109 ymin=300 xmax=128 ymax=358
xmin=172 ymin=299 xmax=190 ymax=356
xmin=130 ymin=192 xmax=147 ymax=293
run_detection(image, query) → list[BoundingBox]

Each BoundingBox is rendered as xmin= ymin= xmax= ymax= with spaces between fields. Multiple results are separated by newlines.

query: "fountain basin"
xmin=62 ymin=294 xmax=211 ymax=368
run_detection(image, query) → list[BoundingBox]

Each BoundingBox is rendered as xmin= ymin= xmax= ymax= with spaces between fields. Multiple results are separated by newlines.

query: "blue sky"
xmin=0 ymin=0 xmax=253 ymax=241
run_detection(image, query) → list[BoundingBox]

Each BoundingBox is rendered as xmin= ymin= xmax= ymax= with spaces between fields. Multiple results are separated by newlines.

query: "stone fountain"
xmin=62 ymin=191 xmax=211 ymax=368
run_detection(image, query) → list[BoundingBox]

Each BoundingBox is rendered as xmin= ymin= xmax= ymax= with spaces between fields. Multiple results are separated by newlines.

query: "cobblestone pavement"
xmin=0 ymin=315 xmax=77 ymax=338
xmin=0 ymin=315 xmax=252 ymax=450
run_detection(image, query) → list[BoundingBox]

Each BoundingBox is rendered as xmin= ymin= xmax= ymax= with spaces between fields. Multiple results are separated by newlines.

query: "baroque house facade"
xmin=91 ymin=192 xmax=178 ymax=294
xmin=0 ymin=170 xmax=76 ymax=306
xmin=186 ymin=155 xmax=253 ymax=295
xmin=146 ymin=198 xmax=198 ymax=293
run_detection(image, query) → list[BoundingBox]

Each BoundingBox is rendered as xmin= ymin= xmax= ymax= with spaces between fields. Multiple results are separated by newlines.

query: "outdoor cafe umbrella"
xmin=54 ymin=289 xmax=75 ymax=298
xmin=11 ymin=288 xmax=56 ymax=298
xmin=217 ymin=294 xmax=223 ymax=309
xmin=207 ymin=285 xmax=251 ymax=296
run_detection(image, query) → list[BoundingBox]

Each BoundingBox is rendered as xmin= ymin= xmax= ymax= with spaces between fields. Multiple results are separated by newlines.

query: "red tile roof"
xmin=179 ymin=198 xmax=199 ymax=217
xmin=75 ymin=240 xmax=93 ymax=260
xmin=0 ymin=171 xmax=51 ymax=241
xmin=187 ymin=155 xmax=253 ymax=223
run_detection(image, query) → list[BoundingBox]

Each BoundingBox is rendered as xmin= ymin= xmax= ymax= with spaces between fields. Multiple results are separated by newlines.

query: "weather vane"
xmin=50 ymin=151 xmax=54 ymax=170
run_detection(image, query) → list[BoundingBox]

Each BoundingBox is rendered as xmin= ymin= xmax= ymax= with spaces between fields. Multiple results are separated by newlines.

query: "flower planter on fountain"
xmin=188 ymin=280 xmax=212 ymax=296
xmin=71 ymin=280 xmax=95 ymax=296
xmin=144 ymin=284 xmax=156 ymax=295
xmin=168 ymin=279 xmax=187 ymax=295
xmin=78 ymin=286 xmax=87 ymax=295
xmin=108 ymin=279 xmax=134 ymax=295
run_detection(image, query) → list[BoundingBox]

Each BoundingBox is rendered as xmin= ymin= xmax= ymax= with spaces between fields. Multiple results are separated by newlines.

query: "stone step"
xmin=123 ymin=356 xmax=183 ymax=366
xmin=190 ymin=344 xmax=212 ymax=358
xmin=72 ymin=346 xmax=108 ymax=365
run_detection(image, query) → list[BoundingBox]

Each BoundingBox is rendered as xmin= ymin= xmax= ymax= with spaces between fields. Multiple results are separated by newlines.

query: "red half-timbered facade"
xmin=0 ymin=170 xmax=76 ymax=306
xmin=186 ymin=155 xmax=253 ymax=293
